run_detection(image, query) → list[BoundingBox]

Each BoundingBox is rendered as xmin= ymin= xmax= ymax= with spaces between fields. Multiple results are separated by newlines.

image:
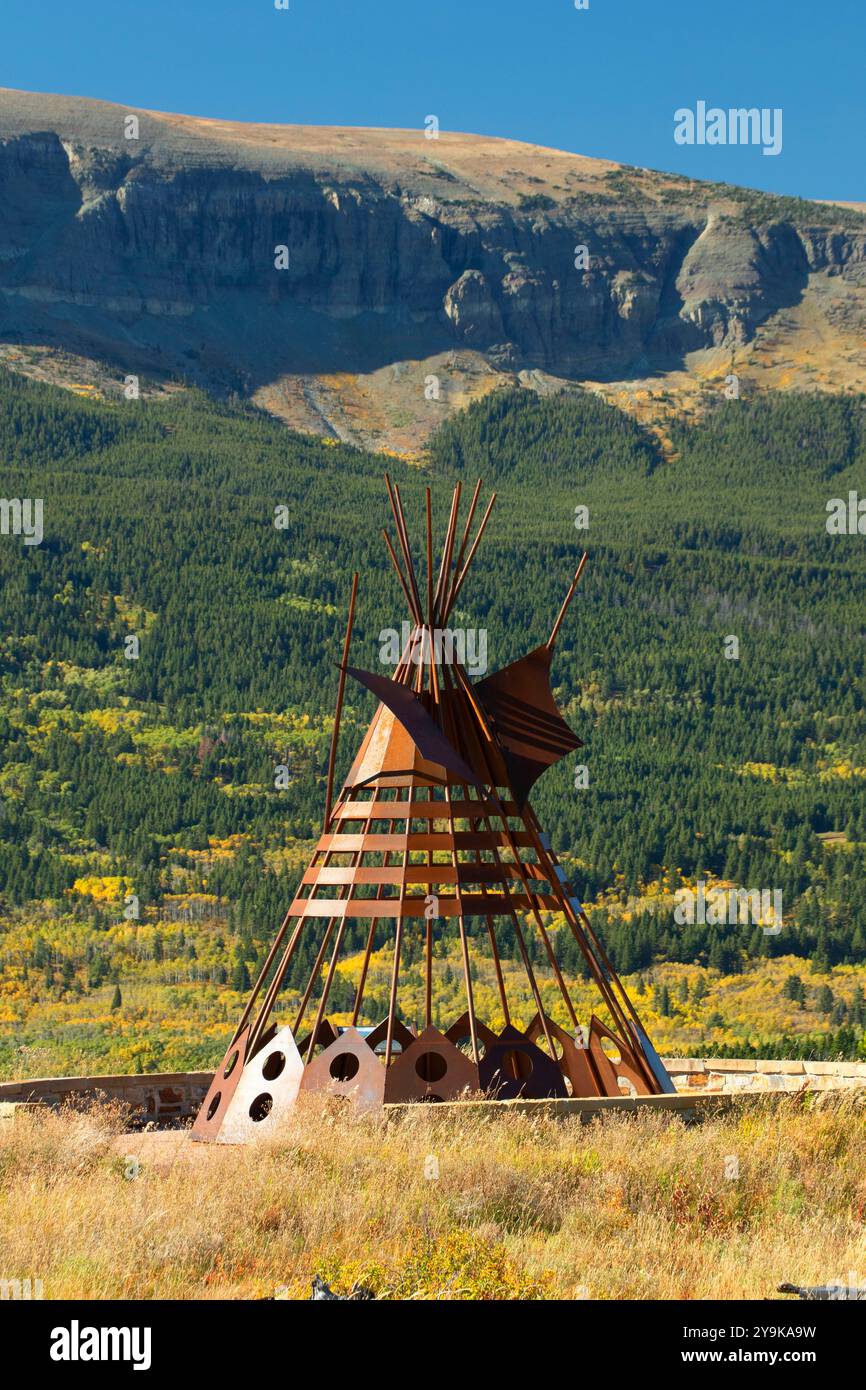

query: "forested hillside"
xmin=2 ymin=371 xmax=865 ymax=1073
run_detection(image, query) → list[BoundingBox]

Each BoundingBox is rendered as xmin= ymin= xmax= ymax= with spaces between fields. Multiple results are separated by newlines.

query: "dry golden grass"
xmin=1 ymin=1094 xmax=865 ymax=1300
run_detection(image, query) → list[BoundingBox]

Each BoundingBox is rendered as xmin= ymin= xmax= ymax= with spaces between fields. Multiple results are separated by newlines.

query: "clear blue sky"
xmin=4 ymin=0 xmax=863 ymax=199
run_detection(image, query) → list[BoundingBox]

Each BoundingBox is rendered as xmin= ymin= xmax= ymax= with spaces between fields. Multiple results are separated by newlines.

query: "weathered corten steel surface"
xmin=192 ymin=478 xmax=676 ymax=1143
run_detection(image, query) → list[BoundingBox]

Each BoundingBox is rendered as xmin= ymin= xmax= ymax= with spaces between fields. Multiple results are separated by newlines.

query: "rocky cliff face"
xmin=1 ymin=88 xmax=864 ymax=396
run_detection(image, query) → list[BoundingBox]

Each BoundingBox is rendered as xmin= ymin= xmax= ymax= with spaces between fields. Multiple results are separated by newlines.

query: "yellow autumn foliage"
xmin=70 ymin=875 xmax=133 ymax=903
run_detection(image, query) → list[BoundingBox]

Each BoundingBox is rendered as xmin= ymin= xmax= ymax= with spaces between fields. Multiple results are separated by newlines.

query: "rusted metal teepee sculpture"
xmin=193 ymin=477 xmax=673 ymax=1142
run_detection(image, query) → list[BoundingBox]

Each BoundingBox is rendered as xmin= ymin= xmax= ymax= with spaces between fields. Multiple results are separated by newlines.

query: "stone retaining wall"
xmin=0 ymin=1058 xmax=864 ymax=1119
xmin=664 ymin=1057 xmax=866 ymax=1094
xmin=0 ymin=1071 xmax=212 ymax=1121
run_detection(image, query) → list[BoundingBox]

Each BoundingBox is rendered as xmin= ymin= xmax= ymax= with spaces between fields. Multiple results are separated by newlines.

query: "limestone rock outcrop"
xmin=1 ymin=88 xmax=864 ymax=390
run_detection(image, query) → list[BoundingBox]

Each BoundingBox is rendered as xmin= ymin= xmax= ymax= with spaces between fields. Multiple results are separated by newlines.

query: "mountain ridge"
xmin=1 ymin=87 xmax=865 ymax=451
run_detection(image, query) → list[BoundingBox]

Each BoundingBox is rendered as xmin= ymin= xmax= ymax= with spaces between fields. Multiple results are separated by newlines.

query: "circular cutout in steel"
xmin=501 ymin=1049 xmax=533 ymax=1080
xmin=223 ymin=1051 xmax=239 ymax=1080
xmin=249 ymin=1092 xmax=273 ymax=1123
xmin=414 ymin=1050 xmax=448 ymax=1083
xmin=542 ymin=1033 xmax=564 ymax=1061
xmin=206 ymin=1091 xmax=222 ymax=1121
xmin=329 ymin=1052 xmax=360 ymax=1082
xmin=262 ymin=1051 xmax=285 ymax=1081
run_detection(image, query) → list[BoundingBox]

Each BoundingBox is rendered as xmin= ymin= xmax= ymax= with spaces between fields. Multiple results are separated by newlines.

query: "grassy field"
xmin=1 ymin=1093 xmax=864 ymax=1300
